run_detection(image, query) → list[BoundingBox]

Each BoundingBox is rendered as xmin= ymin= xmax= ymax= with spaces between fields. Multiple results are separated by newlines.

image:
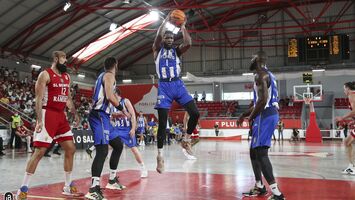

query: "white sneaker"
xmin=62 ymin=182 xmax=79 ymax=196
xmin=140 ymin=166 xmax=148 ymax=178
xmin=342 ymin=166 xmax=355 ymax=175
xmin=105 ymin=177 xmax=126 ymax=190
xmin=27 ymin=149 xmax=32 ymax=153
xmin=141 ymin=141 xmax=145 ymax=146
xmin=182 ymin=149 xmax=197 ymax=160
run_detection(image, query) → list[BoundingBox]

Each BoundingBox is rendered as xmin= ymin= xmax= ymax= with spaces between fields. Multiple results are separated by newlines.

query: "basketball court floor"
xmin=1 ymin=140 xmax=354 ymax=200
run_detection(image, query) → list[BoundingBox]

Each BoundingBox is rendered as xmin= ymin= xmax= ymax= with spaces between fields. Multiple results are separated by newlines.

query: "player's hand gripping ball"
xmin=169 ymin=9 xmax=186 ymax=26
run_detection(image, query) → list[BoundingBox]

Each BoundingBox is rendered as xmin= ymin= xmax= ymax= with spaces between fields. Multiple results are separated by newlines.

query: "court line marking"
xmin=27 ymin=195 xmax=66 ymax=199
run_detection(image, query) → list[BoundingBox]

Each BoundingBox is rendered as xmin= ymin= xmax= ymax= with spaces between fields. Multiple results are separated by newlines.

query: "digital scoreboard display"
xmin=288 ymin=34 xmax=349 ymax=64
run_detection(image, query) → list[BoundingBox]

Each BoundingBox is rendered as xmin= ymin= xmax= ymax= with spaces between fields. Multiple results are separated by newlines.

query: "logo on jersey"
xmin=161 ymin=49 xmax=175 ymax=60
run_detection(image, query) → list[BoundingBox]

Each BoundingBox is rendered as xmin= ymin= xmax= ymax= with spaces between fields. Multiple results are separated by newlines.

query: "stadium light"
xmin=149 ymin=10 xmax=160 ymax=21
xmin=109 ymin=23 xmax=118 ymax=31
xmin=63 ymin=2 xmax=71 ymax=12
xmin=122 ymin=79 xmax=132 ymax=83
xmin=312 ymin=69 xmax=325 ymax=72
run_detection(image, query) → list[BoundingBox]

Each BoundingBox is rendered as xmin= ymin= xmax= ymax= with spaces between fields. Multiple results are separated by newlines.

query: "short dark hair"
xmin=344 ymin=82 xmax=355 ymax=90
xmin=164 ymin=31 xmax=174 ymax=36
xmin=104 ymin=57 xmax=117 ymax=70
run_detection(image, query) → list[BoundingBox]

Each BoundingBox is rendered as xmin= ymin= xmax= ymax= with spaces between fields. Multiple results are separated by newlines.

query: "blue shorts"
xmin=111 ymin=127 xmax=137 ymax=148
xmin=137 ymin=127 xmax=145 ymax=134
xmin=89 ymin=110 xmax=112 ymax=145
xmin=155 ymin=79 xmax=193 ymax=109
xmin=251 ymin=107 xmax=279 ymax=149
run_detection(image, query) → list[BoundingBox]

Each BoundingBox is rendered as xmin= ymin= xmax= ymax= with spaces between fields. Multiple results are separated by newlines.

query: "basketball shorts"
xmin=33 ymin=109 xmax=72 ymax=148
xmin=251 ymin=107 xmax=279 ymax=149
xmin=89 ymin=110 xmax=111 ymax=145
xmin=137 ymin=127 xmax=145 ymax=134
xmin=155 ymin=79 xmax=193 ymax=109
xmin=111 ymin=127 xmax=137 ymax=148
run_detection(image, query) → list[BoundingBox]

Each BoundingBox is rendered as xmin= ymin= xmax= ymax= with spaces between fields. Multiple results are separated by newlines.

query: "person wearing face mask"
xmin=9 ymin=112 xmax=23 ymax=149
xmin=16 ymin=51 xmax=81 ymax=200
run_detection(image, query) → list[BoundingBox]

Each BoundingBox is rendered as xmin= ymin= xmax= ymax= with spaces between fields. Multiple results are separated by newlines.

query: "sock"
xmin=109 ymin=169 xmax=116 ymax=180
xmin=270 ymin=183 xmax=282 ymax=196
xmin=64 ymin=171 xmax=72 ymax=187
xmin=21 ymin=172 xmax=33 ymax=187
xmin=158 ymin=148 xmax=163 ymax=156
xmin=89 ymin=146 xmax=95 ymax=151
xmin=139 ymin=163 xmax=145 ymax=168
xmin=91 ymin=177 xmax=100 ymax=188
xmin=256 ymin=180 xmax=263 ymax=188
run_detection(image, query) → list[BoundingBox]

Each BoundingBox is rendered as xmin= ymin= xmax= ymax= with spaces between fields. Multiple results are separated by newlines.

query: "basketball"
xmin=169 ymin=9 xmax=186 ymax=26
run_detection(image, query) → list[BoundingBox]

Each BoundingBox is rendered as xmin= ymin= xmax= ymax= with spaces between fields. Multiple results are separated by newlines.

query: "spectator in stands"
xmin=0 ymin=95 xmax=9 ymax=104
xmin=0 ymin=66 xmax=4 ymax=76
xmin=9 ymin=112 xmax=23 ymax=149
xmin=0 ymin=135 xmax=5 ymax=155
xmin=4 ymin=67 xmax=9 ymax=80
xmin=15 ymin=122 xmax=33 ymax=153
xmin=343 ymin=123 xmax=348 ymax=138
xmin=148 ymin=118 xmax=157 ymax=142
xmin=193 ymin=91 xmax=199 ymax=102
xmin=214 ymin=123 xmax=219 ymax=136
xmin=174 ymin=123 xmax=182 ymax=141
xmin=12 ymin=68 xmax=19 ymax=81
xmin=291 ymin=128 xmax=300 ymax=141
xmin=201 ymin=91 xmax=206 ymax=102
xmin=277 ymin=120 xmax=284 ymax=141
xmin=336 ymin=122 xmax=342 ymax=137
xmin=288 ymin=96 xmax=294 ymax=106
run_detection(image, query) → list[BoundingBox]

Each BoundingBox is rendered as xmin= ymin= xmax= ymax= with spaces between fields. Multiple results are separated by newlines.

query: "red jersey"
xmin=42 ymin=68 xmax=70 ymax=111
xmin=16 ymin=126 xmax=27 ymax=135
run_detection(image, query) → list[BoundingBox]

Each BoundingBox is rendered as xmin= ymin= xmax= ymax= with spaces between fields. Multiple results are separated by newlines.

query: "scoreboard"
xmin=288 ymin=34 xmax=350 ymax=64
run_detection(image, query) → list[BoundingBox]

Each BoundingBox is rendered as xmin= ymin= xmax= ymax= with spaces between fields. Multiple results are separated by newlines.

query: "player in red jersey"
xmin=15 ymin=122 xmax=33 ymax=153
xmin=16 ymin=51 xmax=80 ymax=200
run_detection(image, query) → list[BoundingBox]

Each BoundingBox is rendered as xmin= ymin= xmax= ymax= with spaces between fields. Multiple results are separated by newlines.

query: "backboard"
xmin=293 ymin=84 xmax=323 ymax=102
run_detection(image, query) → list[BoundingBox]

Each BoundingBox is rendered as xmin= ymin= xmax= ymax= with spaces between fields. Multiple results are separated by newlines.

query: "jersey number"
xmin=61 ymin=88 xmax=67 ymax=95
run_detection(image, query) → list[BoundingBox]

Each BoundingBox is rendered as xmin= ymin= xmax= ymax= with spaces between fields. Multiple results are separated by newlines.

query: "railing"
xmin=0 ymin=101 xmax=33 ymax=126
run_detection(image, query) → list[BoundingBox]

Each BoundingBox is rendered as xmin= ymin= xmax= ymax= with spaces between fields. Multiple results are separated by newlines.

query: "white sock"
xmin=109 ymin=169 xmax=116 ymax=180
xmin=91 ymin=177 xmax=100 ymax=188
xmin=21 ymin=172 xmax=33 ymax=187
xmin=270 ymin=183 xmax=282 ymax=196
xmin=256 ymin=180 xmax=263 ymax=188
xmin=64 ymin=171 xmax=72 ymax=187
xmin=26 ymin=137 xmax=31 ymax=150
xmin=139 ymin=163 xmax=145 ymax=168
xmin=158 ymin=148 xmax=163 ymax=156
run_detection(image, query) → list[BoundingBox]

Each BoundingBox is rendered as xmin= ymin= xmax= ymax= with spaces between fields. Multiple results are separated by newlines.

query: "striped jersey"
xmin=137 ymin=116 xmax=145 ymax=128
xmin=92 ymin=72 xmax=116 ymax=114
xmin=253 ymin=67 xmax=279 ymax=109
xmin=111 ymin=98 xmax=131 ymax=128
xmin=155 ymin=47 xmax=181 ymax=79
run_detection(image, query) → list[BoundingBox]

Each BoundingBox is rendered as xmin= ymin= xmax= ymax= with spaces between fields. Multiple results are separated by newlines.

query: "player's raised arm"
xmin=153 ymin=13 xmax=171 ymax=59
xmin=177 ymin=20 xmax=191 ymax=56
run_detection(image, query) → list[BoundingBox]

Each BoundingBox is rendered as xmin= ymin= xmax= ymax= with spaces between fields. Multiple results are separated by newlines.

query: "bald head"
xmin=249 ymin=51 xmax=268 ymax=71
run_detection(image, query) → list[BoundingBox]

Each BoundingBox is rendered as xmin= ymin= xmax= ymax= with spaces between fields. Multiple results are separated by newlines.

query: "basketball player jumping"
xmin=16 ymin=51 xmax=81 ymax=200
xmin=153 ymin=13 xmax=200 ymax=173
xmin=237 ymin=51 xmax=285 ymax=200
xmin=336 ymin=82 xmax=355 ymax=175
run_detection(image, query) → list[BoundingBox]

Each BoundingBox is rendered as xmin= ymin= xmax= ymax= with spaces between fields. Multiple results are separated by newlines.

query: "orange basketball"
xmin=169 ymin=10 xmax=186 ymax=26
